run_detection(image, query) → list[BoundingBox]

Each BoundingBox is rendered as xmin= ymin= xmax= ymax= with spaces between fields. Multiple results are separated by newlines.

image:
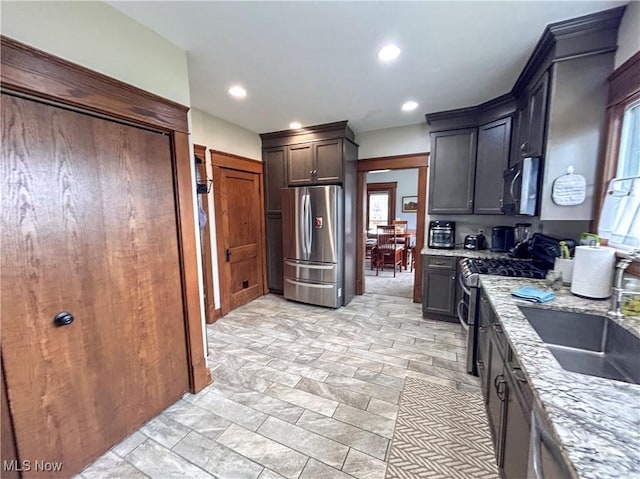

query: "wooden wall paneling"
xmin=1 ymin=36 xmax=189 ymax=133
xmin=172 ymin=134 xmax=211 ymax=392
xmin=194 ymin=144 xmax=216 ymax=325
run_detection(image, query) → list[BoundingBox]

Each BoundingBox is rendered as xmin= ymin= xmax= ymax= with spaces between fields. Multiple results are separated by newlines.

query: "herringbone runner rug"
xmin=385 ymin=378 xmax=499 ymax=479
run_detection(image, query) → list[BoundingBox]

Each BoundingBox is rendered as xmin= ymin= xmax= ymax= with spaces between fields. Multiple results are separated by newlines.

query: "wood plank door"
xmin=1 ymin=93 xmax=190 ymax=478
xmin=215 ymin=164 xmax=265 ymax=314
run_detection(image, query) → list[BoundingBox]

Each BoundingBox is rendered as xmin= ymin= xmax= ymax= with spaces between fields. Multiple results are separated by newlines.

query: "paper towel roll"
xmin=570 ymin=246 xmax=616 ymax=299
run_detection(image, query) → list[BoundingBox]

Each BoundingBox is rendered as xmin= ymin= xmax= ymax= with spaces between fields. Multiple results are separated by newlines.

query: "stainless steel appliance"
xmin=458 ymin=234 xmax=560 ymax=375
xmin=428 ymin=221 xmax=455 ymax=249
xmin=502 ymin=157 xmax=541 ymax=216
xmin=282 ymin=185 xmax=343 ymax=308
xmin=464 ymin=232 xmax=486 ymax=251
xmin=491 ymin=226 xmax=515 ymax=252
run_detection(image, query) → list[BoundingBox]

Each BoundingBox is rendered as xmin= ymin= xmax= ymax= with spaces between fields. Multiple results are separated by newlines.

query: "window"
xmin=617 ymin=100 xmax=640 ymax=178
xmin=366 ymin=182 xmax=396 ymax=232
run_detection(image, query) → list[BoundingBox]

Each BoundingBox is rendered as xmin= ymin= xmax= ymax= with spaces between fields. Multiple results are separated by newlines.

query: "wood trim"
xmin=0 ymin=36 xmax=209 ymax=396
xmin=591 ymin=50 xmax=640 ymax=232
xmin=260 ymin=120 xmax=355 ymax=146
xmin=1 ymin=36 xmax=189 ymax=133
xmin=1 ymin=359 xmax=19 ymax=479
xmin=413 ymin=166 xmax=428 ymax=303
xmin=211 ymin=151 xmax=266 ymax=317
xmin=173 ymin=133 xmax=211 ymax=392
xmin=210 ymin=149 xmax=263 ymax=174
xmin=356 ymin=153 xmax=429 ymax=303
xmin=194 ymin=144 xmax=216 ymax=325
xmin=357 ymin=152 xmax=428 ymax=172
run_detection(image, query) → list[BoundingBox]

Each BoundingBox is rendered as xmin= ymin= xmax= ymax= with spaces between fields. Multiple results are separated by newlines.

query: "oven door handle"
xmin=456 ymin=299 xmax=469 ymax=331
xmin=458 ymin=272 xmax=472 ymax=297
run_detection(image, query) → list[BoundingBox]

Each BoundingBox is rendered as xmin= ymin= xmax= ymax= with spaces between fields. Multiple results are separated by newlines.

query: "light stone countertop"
xmin=420 ymin=247 xmax=510 ymax=259
xmin=480 ymin=276 xmax=640 ymax=479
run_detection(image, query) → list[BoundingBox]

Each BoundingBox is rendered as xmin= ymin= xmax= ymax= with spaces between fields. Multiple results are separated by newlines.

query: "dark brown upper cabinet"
xmin=260 ymin=121 xmax=357 ymax=294
xmin=428 ymin=129 xmax=477 ymax=215
xmin=426 ymin=6 xmax=624 ymax=219
xmin=475 ymin=117 xmax=512 ymax=214
xmin=516 ymin=72 xmax=549 ymax=160
xmin=287 ymin=138 xmax=343 ymax=185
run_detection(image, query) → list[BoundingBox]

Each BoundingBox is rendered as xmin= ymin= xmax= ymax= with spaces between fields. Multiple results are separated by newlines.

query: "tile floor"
xmin=77 ymin=293 xmax=480 ymax=479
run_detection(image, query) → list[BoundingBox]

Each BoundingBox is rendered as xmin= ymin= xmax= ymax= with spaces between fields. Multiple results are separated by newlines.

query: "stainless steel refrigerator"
xmin=281 ymin=185 xmax=343 ymax=308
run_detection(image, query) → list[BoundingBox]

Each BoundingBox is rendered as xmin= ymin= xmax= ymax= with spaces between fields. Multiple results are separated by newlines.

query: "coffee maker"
xmin=509 ymin=223 xmax=533 ymax=258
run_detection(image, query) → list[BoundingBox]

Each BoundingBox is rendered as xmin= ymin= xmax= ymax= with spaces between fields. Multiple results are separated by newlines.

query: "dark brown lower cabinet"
xmin=502 ymin=370 xmax=531 ymax=479
xmin=422 ymin=255 xmax=459 ymax=322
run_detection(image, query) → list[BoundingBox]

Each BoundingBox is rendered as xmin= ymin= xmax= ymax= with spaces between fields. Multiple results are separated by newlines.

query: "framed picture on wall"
xmin=402 ymin=196 xmax=418 ymax=212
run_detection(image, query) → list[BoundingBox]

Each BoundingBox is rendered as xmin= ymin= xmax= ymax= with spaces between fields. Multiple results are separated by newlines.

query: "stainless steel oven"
xmin=457 ymin=260 xmax=480 ymax=375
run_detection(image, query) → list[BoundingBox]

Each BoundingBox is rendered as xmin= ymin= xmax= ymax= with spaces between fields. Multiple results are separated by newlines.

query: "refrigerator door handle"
xmin=300 ymin=192 xmax=309 ymax=258
xmin=305 ymin=193 xmax=313 ymax=257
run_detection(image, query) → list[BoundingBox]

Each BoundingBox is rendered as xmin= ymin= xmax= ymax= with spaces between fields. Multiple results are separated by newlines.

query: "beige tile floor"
xmin=77 ymin=293 xmax=480 ymax=479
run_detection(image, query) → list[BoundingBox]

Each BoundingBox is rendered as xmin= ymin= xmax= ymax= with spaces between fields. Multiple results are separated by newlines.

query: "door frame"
xmin=0 ymin=36 xmax=210 ymax=393
xmin=211 ymin=149 xmax=268 ymax=316
xmin=356 ymin=153 xmax=429 ymax=303
xmin=194 ymin=144 xmax=217 ymax=324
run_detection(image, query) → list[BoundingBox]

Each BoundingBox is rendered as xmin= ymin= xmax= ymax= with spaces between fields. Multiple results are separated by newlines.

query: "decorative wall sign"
xmin=551 ymin=166 xmax=586 ymax=206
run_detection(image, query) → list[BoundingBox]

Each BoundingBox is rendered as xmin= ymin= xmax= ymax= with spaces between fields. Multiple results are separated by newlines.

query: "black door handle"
xmin=53 ymin=312 xmax=74 ymax=327
xmin=225 ymin=249 xmax=231 ymax=262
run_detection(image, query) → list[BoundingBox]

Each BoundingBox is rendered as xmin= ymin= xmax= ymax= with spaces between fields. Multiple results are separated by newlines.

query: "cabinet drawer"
xmin=425 ymin=255 xmax=456 ymax=270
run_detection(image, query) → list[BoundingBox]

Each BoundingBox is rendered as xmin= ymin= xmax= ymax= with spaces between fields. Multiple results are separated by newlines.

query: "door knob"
xmin=53 ymin=312 xmax=74 ymax=327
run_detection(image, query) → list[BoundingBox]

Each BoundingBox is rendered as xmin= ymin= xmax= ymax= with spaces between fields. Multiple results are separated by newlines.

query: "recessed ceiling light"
xmin=377 ymin=44 xmax=401 ymax=62
xmin=228 ymin=85 xmax=247 ymax=98
xmin=289 ymin=121 xmax=302 ymax=129
xmin=402 ymin=101 xmax=419 ymax=112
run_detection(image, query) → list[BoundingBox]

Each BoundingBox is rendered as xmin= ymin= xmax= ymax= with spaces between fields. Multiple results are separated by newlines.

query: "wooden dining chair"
xmin=375 ymin=225 xmax=404 ymax=277
xmin=392 ymin=220 xmax=410 ymax=270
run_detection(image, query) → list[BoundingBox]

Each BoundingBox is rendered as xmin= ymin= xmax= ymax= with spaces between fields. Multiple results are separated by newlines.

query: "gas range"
xmin=460 ymin=257 xmax=547 ymax=287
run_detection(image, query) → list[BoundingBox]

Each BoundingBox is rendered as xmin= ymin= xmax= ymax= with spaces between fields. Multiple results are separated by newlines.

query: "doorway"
xmin=365 ymin=172 xmax=417 ymax=299
xmin=212 ymin=150 xmax=267 ymax=316
xmin=356 ymin=153 xmax=429 ymax=302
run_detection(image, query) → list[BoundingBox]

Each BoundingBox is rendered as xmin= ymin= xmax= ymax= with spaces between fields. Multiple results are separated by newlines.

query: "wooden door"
xmin=1 ymin=94 xmax=190 ymax=478
xmin=217 ymin=167 xmax=265 ymax=313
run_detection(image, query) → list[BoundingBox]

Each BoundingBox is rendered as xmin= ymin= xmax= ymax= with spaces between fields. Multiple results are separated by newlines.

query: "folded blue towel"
xmin=511 ymin=286 xmax=555 ymax=303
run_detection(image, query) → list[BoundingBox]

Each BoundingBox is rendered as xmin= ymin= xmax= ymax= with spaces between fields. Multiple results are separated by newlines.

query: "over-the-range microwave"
xmin=501 ymin=157 xmax=541 ymax=216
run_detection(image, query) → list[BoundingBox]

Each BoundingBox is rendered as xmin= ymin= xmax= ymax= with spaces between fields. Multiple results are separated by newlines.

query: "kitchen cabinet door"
xmin=475 ymin=117 xmax=511 ymax=214
xmin=264 ymin=146 xmax=287 ymax=212
xmin=428 ymin=129 xmax=477 ymax=214
xmin=502 ymin=372 xmax=531 ymax=479
xmin=265 ymin=213 xmax=284 ymax=292
xmin=423 ymin=268 xmax=457 ymax=317
xmin=287 ymin=142 xmax=314 ymax=185
xmin=477 ymin=295 xmax=491 ymax=402
xmin=487 ymin=330 xmax=506 ymax=466
xmin=527 ymin=72 xmax=549 ymax=158
xmin=314 ymin=138 xmax=343 ymax=184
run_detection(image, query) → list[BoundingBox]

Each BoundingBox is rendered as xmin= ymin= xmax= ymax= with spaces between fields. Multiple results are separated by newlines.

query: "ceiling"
xmin=110 ymin=1 xmax=625 ymax=134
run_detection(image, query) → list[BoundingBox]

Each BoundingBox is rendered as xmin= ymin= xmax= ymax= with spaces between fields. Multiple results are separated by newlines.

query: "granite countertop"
xmin=480 ymin=276 xmax=640 ymax=479
xmin=420 ymin=246 xmax=509 ymax=259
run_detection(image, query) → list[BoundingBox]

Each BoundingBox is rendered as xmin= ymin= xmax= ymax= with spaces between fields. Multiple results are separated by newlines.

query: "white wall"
xmin=190 ymin=109 xmax=262 ymax=308
xmin=615 ymin=1 xmax=640 ymax=68
xmin=366 ymin=169 xmax=419 ymax=230
xmin=191 ymin=109 xmax=262 ymax=161
xmin=356 ymin=123 xmax=430 ymax=159
xmin=1 ymin=1 xmax=191 ymax=106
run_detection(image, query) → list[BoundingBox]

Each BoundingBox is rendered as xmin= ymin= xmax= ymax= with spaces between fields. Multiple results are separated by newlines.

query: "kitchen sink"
xmin=519 ymin=307 xmax=640 ymax=385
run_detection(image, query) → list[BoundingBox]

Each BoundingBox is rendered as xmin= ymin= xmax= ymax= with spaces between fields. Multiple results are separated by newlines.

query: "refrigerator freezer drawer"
xmin=284 ymin=259 xmax=338 ymax=284
xmin=283 ymin=278 xmax=341 ymax=308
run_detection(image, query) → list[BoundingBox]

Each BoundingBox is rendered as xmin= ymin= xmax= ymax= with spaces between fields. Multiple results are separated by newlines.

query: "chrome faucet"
xmin=608 ymin=249 xmax=640 ymax=319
